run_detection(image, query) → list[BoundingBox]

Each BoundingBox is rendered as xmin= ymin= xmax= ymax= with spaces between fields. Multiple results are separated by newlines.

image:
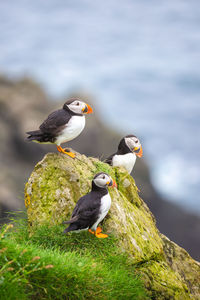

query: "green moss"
xmin=138 ymin=261 xmax=190 ymax=299
xmin=93 ymin=160 xmax=114 ymax=177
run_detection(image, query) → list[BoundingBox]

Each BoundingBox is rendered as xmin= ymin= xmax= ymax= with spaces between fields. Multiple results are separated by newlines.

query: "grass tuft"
xmin=0 ymin=217 xmax=148 ymax=300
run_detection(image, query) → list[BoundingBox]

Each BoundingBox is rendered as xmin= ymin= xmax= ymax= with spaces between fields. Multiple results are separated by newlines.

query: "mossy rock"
xmin=25 ymin=151 xmax=200 ymax=299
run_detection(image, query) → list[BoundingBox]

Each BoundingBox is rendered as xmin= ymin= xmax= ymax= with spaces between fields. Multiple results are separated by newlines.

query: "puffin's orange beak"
xmin=135 ymin=146 xmax=143 ymax=158
xmin=82 ymin=103 xmax=93 ymax=114
xmin=108 ymin=179 xmax=117 ymax=188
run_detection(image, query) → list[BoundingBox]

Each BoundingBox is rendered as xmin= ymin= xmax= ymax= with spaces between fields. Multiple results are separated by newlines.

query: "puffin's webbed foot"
xmin=88 ymin=227 xmax=102 ymax=234
xmin=88 ymin=227 xmax=108 ymax=238
xmin=95 ymin=232 xmax=108 ymax=238
xmin=95 ymin=227 xmax=102 ymax=234
xmin=56 ymin=145 xmax=76 ymax=158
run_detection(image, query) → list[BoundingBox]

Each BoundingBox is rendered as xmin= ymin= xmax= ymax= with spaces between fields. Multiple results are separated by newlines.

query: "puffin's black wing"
xmin=39 ymin=109 xmax=71 ymax=134
xmin=26 ymin=109 xmax=72 ymax=143
xmin=63 ymin=192 xmax=101 ymax=233
xmin=105 ymin=153 xmax=115 ymax=165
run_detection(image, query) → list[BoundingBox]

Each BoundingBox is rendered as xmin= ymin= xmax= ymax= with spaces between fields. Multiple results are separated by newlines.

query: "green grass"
xmin=0 ymin=216 xmax=147 ymax=300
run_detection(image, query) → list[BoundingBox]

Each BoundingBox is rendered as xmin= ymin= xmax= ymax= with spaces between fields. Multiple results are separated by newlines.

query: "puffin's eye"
xmin=102 ymin=175 xmax=105 ymax=179
xmin=76 ymin=102 xmax=79 ymax=106
xmin=135 ymin=140 xmax=138 ymax=143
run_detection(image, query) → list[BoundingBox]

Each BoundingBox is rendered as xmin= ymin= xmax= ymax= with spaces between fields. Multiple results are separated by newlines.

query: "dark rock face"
xmin=0 ymin=75 xmax=199 ymax=260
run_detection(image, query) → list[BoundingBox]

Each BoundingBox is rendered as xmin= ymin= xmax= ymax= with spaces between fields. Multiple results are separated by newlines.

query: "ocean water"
xmin=0 ymin=0 xmax=200 ymax=214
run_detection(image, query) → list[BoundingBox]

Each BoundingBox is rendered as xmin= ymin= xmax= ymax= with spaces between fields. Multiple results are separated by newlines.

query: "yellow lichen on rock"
xmin=25 ymin=151 xmax=200 ymax=299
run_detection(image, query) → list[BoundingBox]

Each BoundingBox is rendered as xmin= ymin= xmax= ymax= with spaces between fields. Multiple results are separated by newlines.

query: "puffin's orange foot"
xmin=95 ymin=232 xmax=108 ymax=239
xmin=63 ymin=148 xmax=76 ymax=158
xmin=56 ymin=145 xmax=76 ymax=158
xmin=88 ymin=228 xmax=105 ymax=237
xmin=89 ymin=228 xmax=107 ymax=238
xmin=96 ymin=227 xmax=102 ymax=234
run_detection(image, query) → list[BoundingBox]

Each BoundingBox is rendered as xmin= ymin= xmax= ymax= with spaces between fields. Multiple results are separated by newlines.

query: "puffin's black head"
xmin=118 ymin=134 xmax=143 ymax=157
xmin=63 ymin=98 xmax=93 ymax=115
xmin=92 ymin=172 xmax=117 ymax=189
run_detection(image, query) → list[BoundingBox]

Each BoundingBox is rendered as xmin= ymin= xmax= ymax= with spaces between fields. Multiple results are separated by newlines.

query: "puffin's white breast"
xmin=91 ymin=193 xmax=111 ymax=231
xmin=55 ymin=115 xmax=85 ymax=145
xmin=112 ymin=153 xmax=136 ymax=174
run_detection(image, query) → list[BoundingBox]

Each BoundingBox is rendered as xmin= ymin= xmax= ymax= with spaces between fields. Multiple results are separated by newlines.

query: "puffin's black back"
xmin=39 ymin=109 xmax=71 ymax=133
xmin=64 ymin=182 xmax=108 ymax=233
xmin=105 ymin=153 xmax=115 ymax=165
xmin=26 ymin=108 xmax=71 ymax=143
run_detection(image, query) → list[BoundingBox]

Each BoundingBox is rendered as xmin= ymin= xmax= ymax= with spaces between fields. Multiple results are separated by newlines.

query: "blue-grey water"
xmin=0 ymin=0 xmax=200 ymax=214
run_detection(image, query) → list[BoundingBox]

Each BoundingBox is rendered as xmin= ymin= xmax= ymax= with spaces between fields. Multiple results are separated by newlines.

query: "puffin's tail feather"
xmin=63 ymin=223 xmax=78 ymax=234
xmin=26 ymin=130 xmax=42 ymax=135
xmin=26 ymin=130 xmax=48 ymax=142
xmin=62 ymin=221 xmax=70 ymax=224
xmin=26 ymin=130 xmax=42 ymax=141
xmin=62 ymin=215 xmax=78 ymax=224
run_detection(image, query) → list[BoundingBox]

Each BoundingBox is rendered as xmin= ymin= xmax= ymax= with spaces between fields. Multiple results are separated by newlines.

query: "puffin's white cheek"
xmin=126 ymin=139 xmax=135 ymax=150
xmin=70 ymin=106 xmax=82 ymax=114
xmin=100 ymin=179 xmax=107 ymax=186
xmin=75 ymin=106 xmax=81 ymax=113
xmin=95 ymin=178 xmax=107 ymax=187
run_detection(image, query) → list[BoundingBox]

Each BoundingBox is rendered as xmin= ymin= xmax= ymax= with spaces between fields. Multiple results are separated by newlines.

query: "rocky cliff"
xmin=25 ymin=152 xmax=200 ymax=299
xmin=0 ymin=74 xmax=200 ymax=260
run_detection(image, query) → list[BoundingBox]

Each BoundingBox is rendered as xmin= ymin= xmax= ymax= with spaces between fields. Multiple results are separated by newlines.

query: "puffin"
xmin=105 ymin=134 xmax=143 ymax=174
xmin=26 ymin=98 xmax=93 ymax=158
xmin=63 ymin=172 xmax=117 ymax=238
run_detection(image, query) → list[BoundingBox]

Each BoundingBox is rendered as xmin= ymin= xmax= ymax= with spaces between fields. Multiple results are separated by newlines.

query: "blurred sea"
xmin=0 ymin=0 xmax=200 ymax=214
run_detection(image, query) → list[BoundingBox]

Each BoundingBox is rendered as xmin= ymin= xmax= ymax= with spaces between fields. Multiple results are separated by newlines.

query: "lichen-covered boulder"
xmin=25 ymin=151 xmax=200 ymax=299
